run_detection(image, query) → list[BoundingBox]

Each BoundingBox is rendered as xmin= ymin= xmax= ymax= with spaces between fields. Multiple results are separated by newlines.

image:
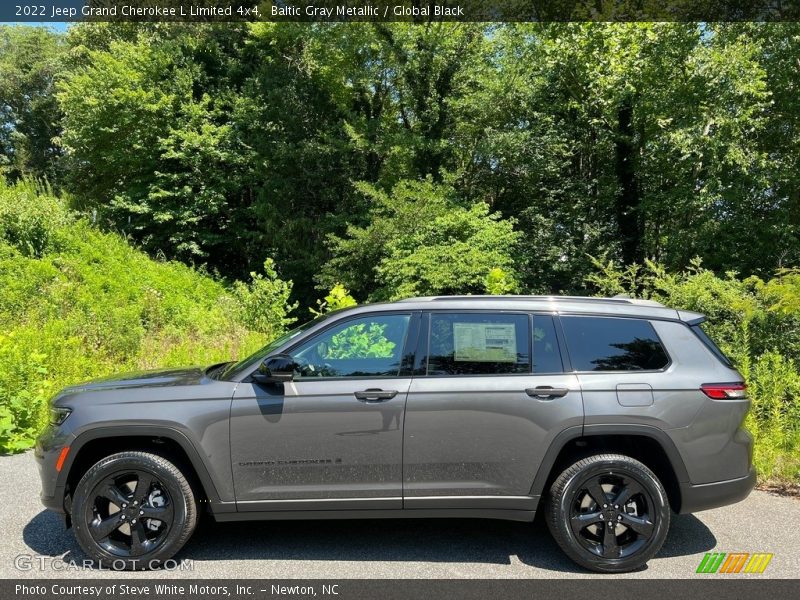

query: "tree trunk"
xmin=614 ymin=94 xmax=644 ymax=265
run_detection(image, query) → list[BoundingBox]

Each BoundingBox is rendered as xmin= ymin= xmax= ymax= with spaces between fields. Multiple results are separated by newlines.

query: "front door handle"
xmin=354 ymin=389 xmax=398 ymax=402
xmin=526 ymin=386 xmax=569 ymax=399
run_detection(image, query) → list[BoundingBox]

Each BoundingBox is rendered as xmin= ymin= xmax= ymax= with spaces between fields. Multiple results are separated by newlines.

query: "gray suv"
xmin=36 ymin=295 xmax=755 ymax=573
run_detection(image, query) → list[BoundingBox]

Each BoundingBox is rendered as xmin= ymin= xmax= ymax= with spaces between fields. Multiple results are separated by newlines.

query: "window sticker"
xmin=453 ymin=322 xmax=517 ymax=362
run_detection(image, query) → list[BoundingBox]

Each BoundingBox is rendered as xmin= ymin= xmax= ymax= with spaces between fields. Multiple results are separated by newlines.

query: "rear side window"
xmin=561 ymin=316 xmax=669 ymax=372
xmin=428 ymin=313 xmax=530 ymax=375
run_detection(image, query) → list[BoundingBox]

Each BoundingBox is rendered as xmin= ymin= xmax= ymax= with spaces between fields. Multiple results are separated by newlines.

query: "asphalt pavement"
xmin=2 ymin=451 xmax=798 ymax=579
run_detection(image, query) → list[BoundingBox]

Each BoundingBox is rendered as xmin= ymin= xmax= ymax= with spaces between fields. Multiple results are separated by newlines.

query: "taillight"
xmin=701 ymin=383 xmax=747 ymax=399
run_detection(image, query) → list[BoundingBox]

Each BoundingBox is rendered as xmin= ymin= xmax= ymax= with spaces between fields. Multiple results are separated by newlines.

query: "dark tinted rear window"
xmin=561 ymin=316 xmax=669 ymax=371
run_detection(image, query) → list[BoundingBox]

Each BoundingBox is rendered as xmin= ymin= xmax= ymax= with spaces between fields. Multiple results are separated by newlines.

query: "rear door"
xmin=402 ymin=311 xmax=583 ymax=510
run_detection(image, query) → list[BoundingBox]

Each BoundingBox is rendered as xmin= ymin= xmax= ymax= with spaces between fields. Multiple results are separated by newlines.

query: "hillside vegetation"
xmin=0 ymin=179 xmax=282 ymax=451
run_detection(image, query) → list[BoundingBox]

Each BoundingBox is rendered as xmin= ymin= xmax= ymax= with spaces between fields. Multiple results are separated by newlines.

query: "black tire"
xmin=71 ymin=451 xmax=197 ymax=570
xmin=545 ymin=453 xmax=670 ymax=573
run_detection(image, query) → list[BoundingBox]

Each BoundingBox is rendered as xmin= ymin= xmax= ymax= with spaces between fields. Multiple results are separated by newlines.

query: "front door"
xmin=402 ymin=311 xmax=583 ymax=510
xmin=230 ymin=312 xmax=414 ymax=510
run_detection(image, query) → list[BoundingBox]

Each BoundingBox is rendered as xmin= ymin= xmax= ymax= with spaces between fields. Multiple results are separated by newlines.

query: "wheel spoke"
xmin=570 ymin=511 xmax=603 ymax=536
xmin=140 ymin=502 xmax=173 ymax=525
xmin=90 ymin=513 xmax=124 ymax=541
xmin=134 ymin=471 xmax=155 ymax=500
xmin=601 ymin=522 xmax=620 ymax=558
xmin=620 ymin=513 xmax=654 ymax=537
xmin=613 ymin=478 xmax=643 ymax=506
xmin=587 ymin=481 xmax=608 ymax=508
xmin=101 ymin=484 xmax=131 ymax=508
xmin=130 ymin=520 xmax=149 ymax=555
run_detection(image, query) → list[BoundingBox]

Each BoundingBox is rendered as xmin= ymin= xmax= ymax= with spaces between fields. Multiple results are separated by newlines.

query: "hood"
xmin=58 ymin=366 xmax=209 ymax=396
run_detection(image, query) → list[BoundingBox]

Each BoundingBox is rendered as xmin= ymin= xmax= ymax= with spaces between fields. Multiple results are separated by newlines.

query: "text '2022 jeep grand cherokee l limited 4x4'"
xmin=36 ymin=295 xmax=755 ymax=572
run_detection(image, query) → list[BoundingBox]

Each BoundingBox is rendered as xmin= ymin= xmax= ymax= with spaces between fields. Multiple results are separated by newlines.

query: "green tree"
xmin=322 ymin=179 xmax=519 ymax=300
xmin=0 ymin=26 xmax=65 ymax=185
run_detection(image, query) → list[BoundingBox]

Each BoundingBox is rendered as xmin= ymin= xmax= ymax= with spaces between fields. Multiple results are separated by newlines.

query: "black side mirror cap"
xmin=253 ymin=354 xmax=296 ymax=383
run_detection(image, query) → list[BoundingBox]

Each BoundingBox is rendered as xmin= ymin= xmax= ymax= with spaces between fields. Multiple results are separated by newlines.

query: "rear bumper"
xmin=678 ymin=466 xmax=756 ymax=514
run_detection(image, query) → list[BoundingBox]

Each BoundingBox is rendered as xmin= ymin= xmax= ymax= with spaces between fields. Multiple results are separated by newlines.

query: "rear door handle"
xmin=354 ymin=389 xmax=398 ymax=402
xmin=526 ymin=386 xmax=569 ymax=399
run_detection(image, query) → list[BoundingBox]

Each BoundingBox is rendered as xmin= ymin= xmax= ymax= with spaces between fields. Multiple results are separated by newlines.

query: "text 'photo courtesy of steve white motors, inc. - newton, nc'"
xmin=15 ymin=583 xmax=337 ymax=598
xmin=34 ymin=3 xmax=465 ymax=19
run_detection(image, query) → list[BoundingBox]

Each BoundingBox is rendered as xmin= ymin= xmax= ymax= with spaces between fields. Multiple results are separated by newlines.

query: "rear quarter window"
xmin=561 ymin=316 xmax=670 ymax=371
xmin=691 ymin=323 xmax=733 ymax=367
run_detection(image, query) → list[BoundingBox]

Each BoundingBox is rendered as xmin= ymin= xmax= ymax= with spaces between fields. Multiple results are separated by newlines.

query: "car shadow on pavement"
xmin=23 ymin=509 xmax=716 ymax=574
xmin=22 ymin=510 xmax=84 ymax=559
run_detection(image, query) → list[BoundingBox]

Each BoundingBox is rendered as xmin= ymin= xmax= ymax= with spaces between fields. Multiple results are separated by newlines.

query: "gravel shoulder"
xmin=2 ymin=451 xmax=798 ymax=579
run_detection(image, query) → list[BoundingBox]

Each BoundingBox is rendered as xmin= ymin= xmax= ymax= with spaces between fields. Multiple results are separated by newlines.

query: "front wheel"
xmin=71 ymin=451 xmax=197 ymax=570
xmin=545 ymin=453 xmax=670 ymax=573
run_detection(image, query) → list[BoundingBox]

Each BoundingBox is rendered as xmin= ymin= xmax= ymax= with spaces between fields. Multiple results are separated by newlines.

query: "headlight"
xmin=49 ymin=407 xmax=72 ymax=425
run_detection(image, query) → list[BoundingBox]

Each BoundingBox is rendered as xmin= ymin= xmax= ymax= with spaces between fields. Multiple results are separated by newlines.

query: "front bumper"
xmin=678 ymin=466 xmax=757 ymax=514
xmin=35 ymin=425 xmax=75 ymax=515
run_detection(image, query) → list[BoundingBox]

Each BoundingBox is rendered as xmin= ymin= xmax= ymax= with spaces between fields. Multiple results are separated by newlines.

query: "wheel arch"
xmin=60 ymin=426 xmax=229 ymax=515
xmin=530 ymin=425 xmax=689 ymax=513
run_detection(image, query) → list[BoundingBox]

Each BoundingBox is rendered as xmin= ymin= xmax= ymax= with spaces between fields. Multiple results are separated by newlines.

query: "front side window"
xmin=428 ymin=313 xmax=530 ymax=376
xmin=561 ymin=316 xmax=669 ymax=371
xmin=291 ymin=314 xmax=410 ymax=378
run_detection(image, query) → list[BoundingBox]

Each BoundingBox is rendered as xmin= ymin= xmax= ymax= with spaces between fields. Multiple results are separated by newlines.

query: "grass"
xmin=0 ymin=179 xmax=265 ymax=451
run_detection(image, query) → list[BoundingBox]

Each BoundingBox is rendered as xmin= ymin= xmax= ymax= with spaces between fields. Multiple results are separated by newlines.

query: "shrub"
xmin=310 ymin=283 xmax=358 ymax=317
xmin=0 ymin=178 xmax=70 ymax=257
xmin=232 ymin=258 xmax=297 ymax=337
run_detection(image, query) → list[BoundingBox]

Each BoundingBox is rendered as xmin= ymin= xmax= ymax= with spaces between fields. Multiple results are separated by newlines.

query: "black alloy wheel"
xmin=568 ymin=472 xmax=655 ymax=560
xmin=72 ymin=452 xmax=197 ymax=570
xmin=545 ymin=453 xmax=670 ymax=573
xmin=85 ymin=470 xmax=175 ymax=557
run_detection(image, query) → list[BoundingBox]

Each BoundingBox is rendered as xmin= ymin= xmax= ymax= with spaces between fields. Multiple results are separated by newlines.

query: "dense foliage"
xmin=0 ymin=179 xmax=290 ymax=451
xmin=4 ymin=23 xmax=799 ymax=303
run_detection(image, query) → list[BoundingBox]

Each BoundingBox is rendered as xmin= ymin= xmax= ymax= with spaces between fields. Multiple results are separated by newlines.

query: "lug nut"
xmin=617 ymin=515 xmax=622 ymax=521
xmin=599 ymin=514 xmax=604 ymax=519
xmin=120 ymin=515 xmax=126 ymax=520
xmin=603 ymin=504 xmax=608 ymax=508
xmin=122 ymin=503 xmax=127 ymax=508
xmin=139 ymin=510 xmax=144 ymax=515
xmin=131 ymin=519 xmax=137 ymax=524
xmin=614 ymin=505 xmax=619 ymax=509
xmin=133 ymin=500 xmax=139 ymax=506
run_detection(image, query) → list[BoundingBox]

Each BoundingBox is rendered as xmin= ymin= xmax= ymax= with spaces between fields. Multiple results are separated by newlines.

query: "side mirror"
xmin=253 ymin=354 xmax=297 ymax=383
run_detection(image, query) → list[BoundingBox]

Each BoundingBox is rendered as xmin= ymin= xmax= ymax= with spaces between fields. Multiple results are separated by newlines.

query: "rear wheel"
xmin=71 ymin=451 xmax=197 ymax=570
xmin=545 ymin=453 xmax=670 ymax=573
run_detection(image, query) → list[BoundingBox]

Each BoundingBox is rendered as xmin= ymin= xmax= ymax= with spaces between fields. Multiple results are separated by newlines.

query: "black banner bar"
xmin=3 ymin=1 xmax=800 ymax=23
xmin=6 ymin=579 xmax=800 ymax=600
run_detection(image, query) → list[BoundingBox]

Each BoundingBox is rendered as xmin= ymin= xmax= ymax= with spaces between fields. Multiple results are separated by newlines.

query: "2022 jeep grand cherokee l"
xmin=36 ymin=295 xmax=755 ymax=572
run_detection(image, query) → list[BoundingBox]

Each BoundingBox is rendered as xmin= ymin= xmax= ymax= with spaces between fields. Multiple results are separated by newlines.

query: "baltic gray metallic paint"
xmin=230 ymin=377 xmax=410 ymax=505
xmin=402 ymin=373 xmax=582 ymax=503
xmin=43 ymin=367 xmax=238 ymax=503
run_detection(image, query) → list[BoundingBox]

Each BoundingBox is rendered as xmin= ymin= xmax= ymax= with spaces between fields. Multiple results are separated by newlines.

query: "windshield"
xmin=219 ymin=315 xmax=327 ymax=379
